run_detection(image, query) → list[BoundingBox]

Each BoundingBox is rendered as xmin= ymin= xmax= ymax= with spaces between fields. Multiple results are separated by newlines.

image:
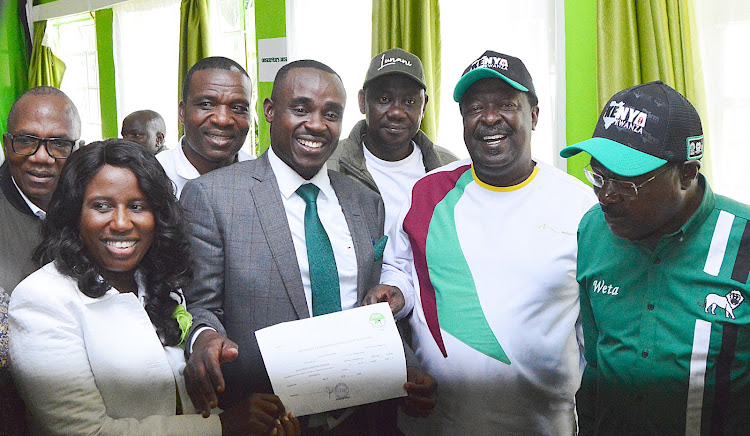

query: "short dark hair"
xmin=7 ymin=86 xmax=81 ymax=137
xmin=271 ymin=60 xmax=343 ymax=100
xmin=35 ymin=139 xmax=192 ymax=346
xmin=181 ymin=56 xmax=251 ymax=102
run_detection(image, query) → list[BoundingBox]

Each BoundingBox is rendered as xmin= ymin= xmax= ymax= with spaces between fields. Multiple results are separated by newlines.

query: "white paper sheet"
xmin=255 ymin=302 xmax=407 ymax=416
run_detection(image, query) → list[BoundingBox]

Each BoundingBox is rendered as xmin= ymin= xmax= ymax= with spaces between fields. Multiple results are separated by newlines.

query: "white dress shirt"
xmin=267 ymin=147 xmax=359 ymax=315
xmin=156 ymin=137 xmax=254 ymax=198
xmin=12 ymin=177 xmax=45 ymax=219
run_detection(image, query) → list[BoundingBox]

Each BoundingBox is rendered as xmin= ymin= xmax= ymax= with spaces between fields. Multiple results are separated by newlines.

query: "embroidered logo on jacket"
xmin=592 ymin=279 xmax=619 ymax=295
xmin=705 ymin=290 xmax=744 ymax=319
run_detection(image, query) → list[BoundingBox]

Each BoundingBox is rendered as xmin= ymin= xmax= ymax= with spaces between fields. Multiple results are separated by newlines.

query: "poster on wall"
xmin=258 ymin=37 xmax=288 ymax=82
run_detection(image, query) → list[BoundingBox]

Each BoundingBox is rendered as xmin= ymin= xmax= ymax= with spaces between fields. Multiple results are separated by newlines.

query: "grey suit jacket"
xmin=180 ymin=152 xmax=386 ymax=405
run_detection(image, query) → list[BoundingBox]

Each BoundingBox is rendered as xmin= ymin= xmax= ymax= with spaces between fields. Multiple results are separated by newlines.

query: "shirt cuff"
xmin=189 ymin=326 xmax=217 ymax=354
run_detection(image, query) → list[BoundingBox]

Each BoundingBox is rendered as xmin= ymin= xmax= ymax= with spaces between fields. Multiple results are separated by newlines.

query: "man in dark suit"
xmin=0 ymin=86 xmax=81 ymax=293
xmin=181 ymin=60 xmax=434 ymax=435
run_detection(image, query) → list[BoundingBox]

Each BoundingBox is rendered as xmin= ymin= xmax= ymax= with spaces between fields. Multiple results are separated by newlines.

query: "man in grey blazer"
xmin=181 ymin=60 xmax=435 ymax=435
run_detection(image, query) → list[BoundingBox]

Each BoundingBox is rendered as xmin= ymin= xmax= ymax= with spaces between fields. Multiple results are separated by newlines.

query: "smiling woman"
xmin=6 ymin=140 xmax=225 ymax=435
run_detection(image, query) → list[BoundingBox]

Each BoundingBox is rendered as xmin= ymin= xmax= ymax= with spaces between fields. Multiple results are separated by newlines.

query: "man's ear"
xmin=2 ymin=133 xmax=10 ymax=157
xmin=156 ymin=132 xmax=165 ymax=146
xmin=178 ymin=101 xmax=185 ymax=125
xmin=263 ymin=98 xmax=274 ymax=123
xmin=679 ymin=160 xmax=701 ymax=189
xmin=530 ymin=106 xmax=540 ymax=131
xmin=358 ymin=89 xmax=366 ymax=115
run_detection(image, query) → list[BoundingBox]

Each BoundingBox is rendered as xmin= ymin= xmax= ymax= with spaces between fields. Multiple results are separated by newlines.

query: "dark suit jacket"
xmin=0 ymin=161 xmax=42 ymax=294
xmin=180 ymin=153 xmax=393 ymax=429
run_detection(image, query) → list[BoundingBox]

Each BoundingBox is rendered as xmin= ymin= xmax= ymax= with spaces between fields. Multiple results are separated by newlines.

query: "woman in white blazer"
xmin=9 ymin=140 xmax=295 ymax=436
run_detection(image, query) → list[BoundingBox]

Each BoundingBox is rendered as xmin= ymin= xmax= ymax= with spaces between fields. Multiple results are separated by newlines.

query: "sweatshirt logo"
xmin=592 ymin=279 xmax=619 ymax=296
xmin=602 ymin=101 xmax=648 ymax=134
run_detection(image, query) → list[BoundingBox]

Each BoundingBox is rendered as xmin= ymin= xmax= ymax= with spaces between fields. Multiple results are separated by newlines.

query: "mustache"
xmin=600 ymin=204 xmax=626 ymax=218
xmin=473 ymin=126 xmax=512 ymax=139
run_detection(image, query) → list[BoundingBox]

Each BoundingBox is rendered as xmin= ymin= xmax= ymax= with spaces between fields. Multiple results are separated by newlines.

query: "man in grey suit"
xmin=0 ymin=86 xmax=81 ymax=293
xmin=181 ymin=60 xmax=435 ymax=435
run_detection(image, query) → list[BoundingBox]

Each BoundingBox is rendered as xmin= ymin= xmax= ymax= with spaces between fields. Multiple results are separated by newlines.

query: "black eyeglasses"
xmin=8 ymin=134 xmax=77 ymax=159
xmin=583 ymin=164 xmax=674 ymax=199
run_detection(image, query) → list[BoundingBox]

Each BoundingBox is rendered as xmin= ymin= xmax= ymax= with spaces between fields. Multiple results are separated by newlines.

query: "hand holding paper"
xmin=255 ymin=302 xmax=407 ymax=417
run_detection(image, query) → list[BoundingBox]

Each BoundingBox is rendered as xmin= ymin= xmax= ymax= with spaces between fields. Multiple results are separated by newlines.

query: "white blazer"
xmin=9 ymin=263 xmax=221 ymax=435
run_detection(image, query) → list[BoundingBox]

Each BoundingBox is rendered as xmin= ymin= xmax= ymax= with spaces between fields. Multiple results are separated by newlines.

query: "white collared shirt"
xmin=11 ymin=176 xmax=45 ymax=219
xmin=156 ymin=136 xmax=254 ymax=199
xmin=267 ymin=147 xmax=359 ymax=315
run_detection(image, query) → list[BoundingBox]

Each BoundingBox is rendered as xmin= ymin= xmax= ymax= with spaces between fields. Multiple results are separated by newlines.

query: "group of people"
xmin=0 ymin=45 xmax=747 ymax=436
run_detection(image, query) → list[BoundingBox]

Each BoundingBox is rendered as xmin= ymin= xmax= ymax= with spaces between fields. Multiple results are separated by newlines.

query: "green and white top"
xmin=577 ymin=176 xmax=750 ymax=435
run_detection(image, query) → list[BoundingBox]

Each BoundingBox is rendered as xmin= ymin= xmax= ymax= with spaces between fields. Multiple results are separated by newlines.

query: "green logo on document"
xmin=369 ymin=312 xmax=386 ymax=327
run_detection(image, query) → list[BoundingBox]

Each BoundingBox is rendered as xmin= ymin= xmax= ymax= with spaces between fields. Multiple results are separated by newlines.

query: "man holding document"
xmin=180 ymin=60 xmax=436 ymax=436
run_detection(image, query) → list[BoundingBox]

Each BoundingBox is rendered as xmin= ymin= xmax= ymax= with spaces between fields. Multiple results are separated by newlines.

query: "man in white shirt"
xmin=0 ymin=86 xmax=81 ymax=293
xmin=157 ymin=56 xmax=254 ymax=198
xmin=328 ymin=48 xmax=456 ymax=234
xmin=181 ymin=60 xmax=435 ymax=435
xmin=381 ymin=51 xmax=597 ymax=435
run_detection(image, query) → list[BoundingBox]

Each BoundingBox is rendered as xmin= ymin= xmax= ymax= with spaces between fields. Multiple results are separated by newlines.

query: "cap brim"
xmin=364 ymin=71 xmax=426 ymax=90
xmin=453 ymin=68 xmax=528 ymax=102
xmin=560 ymin=137 xmax=668 ymax=177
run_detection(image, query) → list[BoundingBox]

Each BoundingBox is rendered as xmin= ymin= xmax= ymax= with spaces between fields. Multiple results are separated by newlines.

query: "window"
xmin=49 ymin=14 xmax=102 ymax=142
xmin=438 ymin=0 xmax=564 ymax=166
xmin=694 ymin=0 xmax=750 ymax=203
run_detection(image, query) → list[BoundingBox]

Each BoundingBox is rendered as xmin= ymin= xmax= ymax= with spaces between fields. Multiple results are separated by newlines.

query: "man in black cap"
xmin=378 ymin=50 xmax=596 ymax=435
xmin=561 ymin=81 xmax=750 ymax=434
xmin=327 ymin=47 xmax=456 ymax=234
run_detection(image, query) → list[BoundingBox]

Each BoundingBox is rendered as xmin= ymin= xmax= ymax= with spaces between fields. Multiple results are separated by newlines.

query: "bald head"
xmin=121 ymin=110 xmax=167 ymax=154
xmin=7 ymin=86 xmax=81 ymax=138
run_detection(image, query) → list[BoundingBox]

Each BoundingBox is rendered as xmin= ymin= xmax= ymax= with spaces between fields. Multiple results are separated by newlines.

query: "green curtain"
xmin=27 ymin=20 xmax=65 ymax=88
xmin=0 ymin=0 xmax=30 ymax=147
xmin=372 ymin=0 xmax=441 ymax=141
xmin=178 ymin=0 xmax=209 ymax=137
xmin=597 ymin=0 xmax=712 ymax=180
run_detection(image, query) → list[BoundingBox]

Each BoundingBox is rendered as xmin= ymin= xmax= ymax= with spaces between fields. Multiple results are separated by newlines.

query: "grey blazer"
xmin=180 ymin=152 xmax=386 ymax=405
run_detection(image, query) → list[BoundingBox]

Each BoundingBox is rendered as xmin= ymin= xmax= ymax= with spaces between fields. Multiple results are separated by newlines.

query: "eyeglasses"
xmin=8 ymin=134 xmax=77 ymax=159
xmin=583 ymin=164 xmax=674 ymax=199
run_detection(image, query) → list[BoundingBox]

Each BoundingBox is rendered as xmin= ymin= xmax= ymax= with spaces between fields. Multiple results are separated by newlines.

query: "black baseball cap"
xmin=363 ymin=47 xmax=426 ymax=90
xmin=560 ymin=81 xmax=704 ymax=177
xmin=453 ymin=50 xmax=536 ymax=103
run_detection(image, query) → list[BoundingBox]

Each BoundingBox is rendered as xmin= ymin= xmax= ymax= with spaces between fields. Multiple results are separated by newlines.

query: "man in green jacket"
xmin=561 ymin=81 xmax=750 ymax=434
xmin=327 ymin=47 xmax=456 ymax=233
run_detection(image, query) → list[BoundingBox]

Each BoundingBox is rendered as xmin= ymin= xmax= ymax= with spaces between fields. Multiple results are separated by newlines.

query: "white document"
xmin=255 ymin=302 xmax=407 ymax=416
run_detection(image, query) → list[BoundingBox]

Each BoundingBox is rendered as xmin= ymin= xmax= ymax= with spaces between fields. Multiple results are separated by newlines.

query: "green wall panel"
xmin=564 ymin=0 xmax=598 ymax=182
xmin=254 ymin=0 xmax=286 ymax=154
xmin=95 ymin=8 xmax=118 ymax=139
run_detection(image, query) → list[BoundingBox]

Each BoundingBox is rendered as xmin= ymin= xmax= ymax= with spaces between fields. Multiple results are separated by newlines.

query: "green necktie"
xmin=296 ymin=183 xmax=342 ymax=316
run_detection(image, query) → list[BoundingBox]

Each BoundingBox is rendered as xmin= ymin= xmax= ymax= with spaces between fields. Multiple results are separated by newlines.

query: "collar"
xmin=175 ymin=136 xmax=201 ymax=181
xmin=267 ymin=146 xmax=333 ymax=201
xmin=11 ymin=176 xmax=45 ymax=219
xmin=471 ymin=164 xmax=539 ymax=192
xmin=362 ymin=139 xmax=420 ymax=167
